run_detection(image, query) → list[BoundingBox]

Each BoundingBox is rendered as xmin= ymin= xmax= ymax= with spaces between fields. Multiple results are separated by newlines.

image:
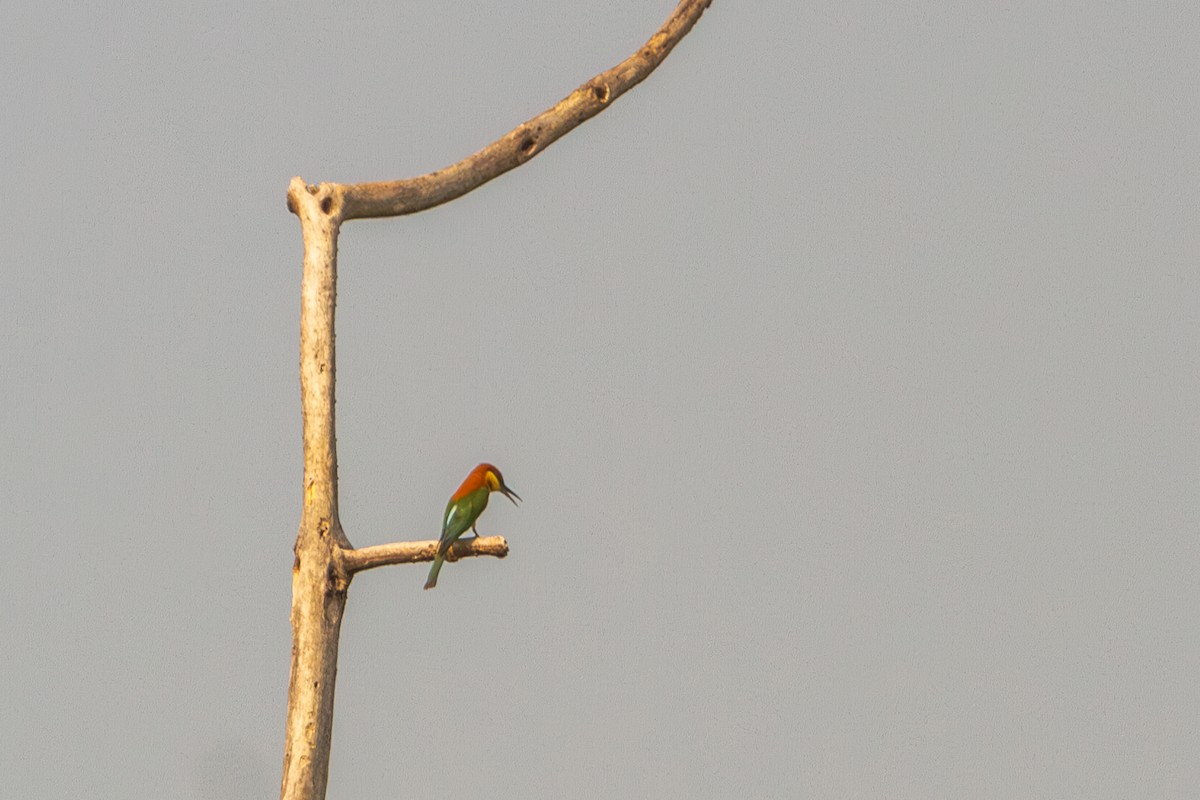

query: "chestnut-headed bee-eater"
xmin=424 ymin=463 xmax=521 ymax=590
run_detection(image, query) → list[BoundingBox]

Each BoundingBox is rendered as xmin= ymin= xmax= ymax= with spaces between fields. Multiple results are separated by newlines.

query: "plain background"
xmin=3 ymin=2 xmax=1198 ymax=797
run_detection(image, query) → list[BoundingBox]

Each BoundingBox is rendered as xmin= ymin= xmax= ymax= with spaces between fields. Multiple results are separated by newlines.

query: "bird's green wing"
xmin=438 ymin=486 xmax=490 ymax=551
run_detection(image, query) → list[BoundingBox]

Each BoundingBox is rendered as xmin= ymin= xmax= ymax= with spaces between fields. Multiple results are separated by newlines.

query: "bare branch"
xmin=341 ymin=536 xmax=509 ymax=575
xmin=338 ymin=0 xmax=713 ymax=220
xmin=281 ymin=5 xmax=712 ymax=798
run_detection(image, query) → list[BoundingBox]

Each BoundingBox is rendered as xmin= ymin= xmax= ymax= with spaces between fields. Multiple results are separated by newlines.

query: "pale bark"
xmin=280 ymin=3 xmax=713 ymax=799
xmin=342 ymin=535 xmax=509 ymax=575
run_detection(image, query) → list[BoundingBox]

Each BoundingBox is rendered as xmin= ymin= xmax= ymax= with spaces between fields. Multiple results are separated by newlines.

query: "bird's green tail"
xmin=424 ymin=553 xmax=444 ymax=590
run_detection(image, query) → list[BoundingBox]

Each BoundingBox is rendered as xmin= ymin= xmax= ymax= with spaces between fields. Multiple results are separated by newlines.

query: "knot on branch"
xmin=517 ymin=130 xmax=540 ymax=159
xmin=589 ymin=81 xmax=612 ymax=104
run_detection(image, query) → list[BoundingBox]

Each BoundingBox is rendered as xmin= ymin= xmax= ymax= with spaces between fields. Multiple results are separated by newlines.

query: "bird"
xmin=424 ymin=463 xmax=520 ymax=590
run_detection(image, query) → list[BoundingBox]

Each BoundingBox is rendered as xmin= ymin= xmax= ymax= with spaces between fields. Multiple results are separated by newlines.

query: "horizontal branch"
xmin=340 ymin=536 xmax=509 ymax=575
xmin=337 ymin=0 xmax=713 ymax=220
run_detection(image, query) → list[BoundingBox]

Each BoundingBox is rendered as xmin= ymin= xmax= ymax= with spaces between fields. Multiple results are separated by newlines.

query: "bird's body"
xmin=424 ymin=463 xmax=520 ymax=590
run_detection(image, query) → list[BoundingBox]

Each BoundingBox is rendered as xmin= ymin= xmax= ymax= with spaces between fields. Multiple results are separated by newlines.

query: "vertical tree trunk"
xmin=280 ymin=183 xmax=352 ymax=800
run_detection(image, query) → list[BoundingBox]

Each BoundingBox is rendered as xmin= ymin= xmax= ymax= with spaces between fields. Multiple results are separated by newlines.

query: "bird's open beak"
xmin=501 ymin=485 xmax=522 ymax=506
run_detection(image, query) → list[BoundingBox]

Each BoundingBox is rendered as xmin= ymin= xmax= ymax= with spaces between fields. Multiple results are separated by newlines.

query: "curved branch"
xmin=338 ymin=0 xmax=713 ymax=220
xmin=341 ymin=536 xmax=509 ymax=575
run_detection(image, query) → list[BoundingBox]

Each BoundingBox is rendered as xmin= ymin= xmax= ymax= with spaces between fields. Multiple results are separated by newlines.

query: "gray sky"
xmin=3 ymin=2 xmax=1198 ymax=798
